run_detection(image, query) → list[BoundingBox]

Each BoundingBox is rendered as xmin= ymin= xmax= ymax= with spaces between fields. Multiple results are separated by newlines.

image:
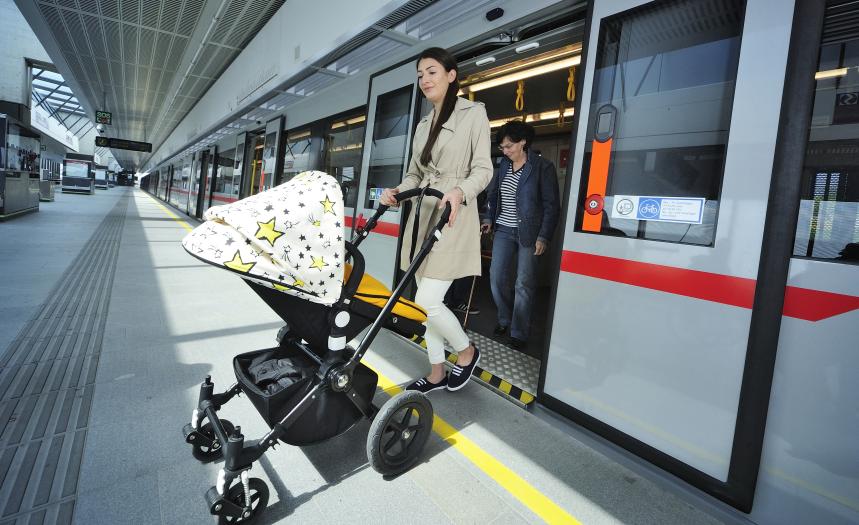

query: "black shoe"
xmin=405 ymin=375 xmax=448 ymax=393
xmin=447 ymin=345 xmax=481 ymax=391
xmin=507 ymin=336 xmax=526 ymax=350
xmin=493 ymin=324 xmax=508 ymax=337
xmin=453 ymin=303 xmax=480 ymax=315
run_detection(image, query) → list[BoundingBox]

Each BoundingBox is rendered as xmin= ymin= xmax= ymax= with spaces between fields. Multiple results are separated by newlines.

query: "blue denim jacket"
xmin=482 ymin=151 xmax=560 ymax=247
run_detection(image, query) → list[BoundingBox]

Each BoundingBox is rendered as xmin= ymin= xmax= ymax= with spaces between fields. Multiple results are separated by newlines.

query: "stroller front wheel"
xmin=216 ymin=477 xmax=269 ymax=524
xmin=192 ymin=419 xmax=235 ymax=462
xmin=367 ymin=391 xmax=434 ymax=476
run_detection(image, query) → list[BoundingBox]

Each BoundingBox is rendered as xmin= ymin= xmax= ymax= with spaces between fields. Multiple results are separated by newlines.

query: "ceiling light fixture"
xmin=475 ymin=56 xmax=496 ymax=67
xmin=515 ymin=42 xmax=540 ymax=54
xmin=460 ymin=56 xmax=581 ymax=94
xmin=815 ymin=67 xmax=848 ymax=80
xmin=488 ymin=108 xmax=574 ymax=129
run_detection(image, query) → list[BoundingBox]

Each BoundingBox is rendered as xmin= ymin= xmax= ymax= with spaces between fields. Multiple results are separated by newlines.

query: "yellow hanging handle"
xmin=558 ymin=102 xmax=566 ymax=128
xmin=468 ymin=91 xmax=475 ymax=102
xmin=515 ymin=80 xmax=525 ymax=111
xmin=566 ymin=67 xmax=576 ymax=102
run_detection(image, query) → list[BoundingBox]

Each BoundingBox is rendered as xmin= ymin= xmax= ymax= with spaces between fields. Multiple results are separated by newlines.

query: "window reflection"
xmin=365 ymin=85 xmax=413 ymax=209
xmin=793 ymin=38 xmax=859 ymax=263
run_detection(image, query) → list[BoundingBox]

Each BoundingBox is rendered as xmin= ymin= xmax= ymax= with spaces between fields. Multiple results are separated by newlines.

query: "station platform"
xmin=0 ymin=188 xmax=748 ymax=524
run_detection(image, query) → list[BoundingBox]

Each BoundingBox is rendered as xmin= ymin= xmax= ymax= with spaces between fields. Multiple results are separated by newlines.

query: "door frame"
xmin=536 ymin=0 xmax=824 ymax=512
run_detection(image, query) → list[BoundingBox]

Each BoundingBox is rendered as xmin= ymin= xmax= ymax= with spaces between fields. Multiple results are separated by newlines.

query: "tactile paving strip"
xmin=0 ymin=196 xmax=127 ymax=524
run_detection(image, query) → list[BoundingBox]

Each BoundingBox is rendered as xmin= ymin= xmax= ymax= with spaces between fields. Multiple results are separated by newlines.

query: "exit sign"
xmin=95 ymin=111 xmax=112 ymax=125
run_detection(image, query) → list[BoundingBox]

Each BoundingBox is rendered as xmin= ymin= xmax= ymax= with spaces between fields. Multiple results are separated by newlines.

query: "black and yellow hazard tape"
xmin=409 ymin=335 xmax=536 ymax=407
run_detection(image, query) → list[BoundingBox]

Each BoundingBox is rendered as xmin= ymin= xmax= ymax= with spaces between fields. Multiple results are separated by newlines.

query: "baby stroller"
xmin=180 ymin=171 xmax=452 ymax=523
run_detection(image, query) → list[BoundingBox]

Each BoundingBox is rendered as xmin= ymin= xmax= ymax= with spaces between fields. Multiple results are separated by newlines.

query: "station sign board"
xmin=95 ymin=111 xmax=112 ymax=125
xmin=95 ymin=136 xmax=152 ymax=152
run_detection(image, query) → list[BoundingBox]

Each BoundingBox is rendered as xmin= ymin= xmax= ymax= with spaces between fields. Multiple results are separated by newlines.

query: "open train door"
xmin=541 ymin=0 xmax=799 ymax=512
xmin=352 ymin=62 xmax=422 ymax=286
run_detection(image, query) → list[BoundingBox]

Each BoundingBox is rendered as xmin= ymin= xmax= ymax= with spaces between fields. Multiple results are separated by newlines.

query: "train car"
xmin=141 ymin=2 xmax=858 ymax=523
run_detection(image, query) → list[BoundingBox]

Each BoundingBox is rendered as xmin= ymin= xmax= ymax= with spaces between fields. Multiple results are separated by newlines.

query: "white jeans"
xmin=415 ymin=277 xmax=471 ymax=364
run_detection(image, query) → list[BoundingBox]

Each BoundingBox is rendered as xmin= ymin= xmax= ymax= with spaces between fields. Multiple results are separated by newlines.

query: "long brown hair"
xmin=417 ymin=47 xmax=459 ymax=166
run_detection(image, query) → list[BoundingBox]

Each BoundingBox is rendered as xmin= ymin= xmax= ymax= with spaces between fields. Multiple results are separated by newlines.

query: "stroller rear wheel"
xmin=367 ymin=391 xmax=433 ymax=476
xmin=217 ymin=477 xmax=269 ymax=524
xmin=192 ymin=419 xmax=235 ymax=462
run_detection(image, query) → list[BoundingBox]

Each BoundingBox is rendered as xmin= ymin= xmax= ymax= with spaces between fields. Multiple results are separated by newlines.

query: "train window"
xmin=364 ymin=85 xmax=413 ymax=209
xmin=792 ymin=37 xmax=859 ymax=263
xmin=212 ymin=148 xmax=238 ymax=204
xmin=282 ymin=128 xmax=318 ymax=184
xmin=323 ymin=111 xmax=366 ymax=208
xmin=575 ymin=0 xmax=745 ymax=246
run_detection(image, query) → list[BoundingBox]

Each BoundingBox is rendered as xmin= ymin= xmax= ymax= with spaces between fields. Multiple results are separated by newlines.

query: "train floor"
xmin=0 ymin=187 xmax=751 ymax=524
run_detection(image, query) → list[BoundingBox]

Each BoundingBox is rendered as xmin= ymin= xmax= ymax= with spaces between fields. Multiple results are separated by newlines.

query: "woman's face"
xmin=499 ymin=136 xmax=527 ymax=160
xmin=417 ymin=57 xmax=456 ymax=105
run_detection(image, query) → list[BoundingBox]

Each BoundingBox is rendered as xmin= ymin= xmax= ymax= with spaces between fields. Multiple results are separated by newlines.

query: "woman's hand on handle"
xmin=439 ymin=187 xmax=465 ymax=226
xmin=380 ymin=188 xmax=400 ymax=207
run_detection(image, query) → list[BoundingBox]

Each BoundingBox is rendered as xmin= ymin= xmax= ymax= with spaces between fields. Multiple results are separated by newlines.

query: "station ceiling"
xmin=17 ymin=0 xmax=285 ymax=170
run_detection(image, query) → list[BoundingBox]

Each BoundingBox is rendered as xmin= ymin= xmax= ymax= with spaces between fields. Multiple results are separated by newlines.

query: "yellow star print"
xmin=224 ymin=251 xmax=255 ymax=273
xmin=255 ymin=218 xmax=284 ymax=247
xmin=310 ymin=256 xmax=328 ymax=271
xmin=320 ymin=196 xmax=336 ymax=215
xmin=293 ymin=277 xmax=305 ymax=287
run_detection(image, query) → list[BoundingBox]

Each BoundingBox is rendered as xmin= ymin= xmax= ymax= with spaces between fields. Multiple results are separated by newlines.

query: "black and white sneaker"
xmin=405 ymin=375 xmax=448 ymax=393
xmin=447 ymin=345 xmax=481 ymax=391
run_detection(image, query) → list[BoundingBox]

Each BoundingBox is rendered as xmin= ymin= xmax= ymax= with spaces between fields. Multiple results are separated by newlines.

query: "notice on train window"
xmin=610 ymin=195 xmax=705 ymax=224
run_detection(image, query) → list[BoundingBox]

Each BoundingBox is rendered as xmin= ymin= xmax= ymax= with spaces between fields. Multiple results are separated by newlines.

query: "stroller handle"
xmin=358 ymin=187 xmax=452 ymax=239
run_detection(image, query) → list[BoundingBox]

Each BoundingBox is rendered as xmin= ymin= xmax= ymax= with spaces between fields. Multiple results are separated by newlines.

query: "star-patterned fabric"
xmin=182 ymin=171 xmax=345 ymax=306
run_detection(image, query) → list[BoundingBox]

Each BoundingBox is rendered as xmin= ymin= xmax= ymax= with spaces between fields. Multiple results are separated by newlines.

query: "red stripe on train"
xmin=560 ymin=251 xmax=859 ymax=322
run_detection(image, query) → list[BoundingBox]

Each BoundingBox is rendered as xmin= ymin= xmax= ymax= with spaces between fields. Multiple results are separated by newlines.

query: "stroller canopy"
xmin=182 ymin=171 xmax=345 ymax=305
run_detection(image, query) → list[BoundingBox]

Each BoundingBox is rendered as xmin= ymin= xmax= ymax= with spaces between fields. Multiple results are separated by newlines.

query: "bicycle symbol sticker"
xmin=638 ymin=199 xmax=661 ymax=219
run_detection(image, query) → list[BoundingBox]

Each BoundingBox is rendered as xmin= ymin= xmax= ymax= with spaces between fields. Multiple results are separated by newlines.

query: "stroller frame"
xmin=182 ymin=188 xmax=452 ymax=523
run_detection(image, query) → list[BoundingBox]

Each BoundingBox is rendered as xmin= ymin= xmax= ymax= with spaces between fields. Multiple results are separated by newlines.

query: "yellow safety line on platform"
xmin=148 ymin=191 xmax=579 ymax=524
xmin=374 ymin=371 xmax=581 ymax=525
xmin=144 ymin=192 xmax=193 ymax=232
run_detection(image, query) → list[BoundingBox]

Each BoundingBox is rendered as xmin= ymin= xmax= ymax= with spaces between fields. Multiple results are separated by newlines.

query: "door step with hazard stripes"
xmin=409 ymin=333 xmax=537 ymax=408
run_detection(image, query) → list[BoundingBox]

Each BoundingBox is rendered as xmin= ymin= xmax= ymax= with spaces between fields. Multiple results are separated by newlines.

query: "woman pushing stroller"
xmin=380 ymin=47 xmax=493 ymax=393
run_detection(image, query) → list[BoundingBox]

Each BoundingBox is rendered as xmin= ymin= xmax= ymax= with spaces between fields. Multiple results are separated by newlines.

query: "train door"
xmin=354 ymin=62 xmax=421 ymax=286
xmin=541 ymin=0 xmax=795 ymax=510
xmin=188 ymin=151 xmax=204 ymax=218
xmin=751 ymin=2 xmax=859 ymax=522
xmin=243 ymin=129 xmax=266 ymax=197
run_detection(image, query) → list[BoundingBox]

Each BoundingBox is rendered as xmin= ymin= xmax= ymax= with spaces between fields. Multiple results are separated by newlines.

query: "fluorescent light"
xmin=815 ymin=68 xmax=848 ymax=80
xmin=489 ymin=108 xmax=574 ymax=128
xmin=515 ymin=42 xmax=540 ymax=54
xmin=461 ymin=56 xmax=581 ymax=94
xmin=475 ymin=57 xmax=496 ymax=67
xmin=288 ymin=130 xmax=311 ymax=141
xmin=331 ymin=115 xmax=366 ymax=129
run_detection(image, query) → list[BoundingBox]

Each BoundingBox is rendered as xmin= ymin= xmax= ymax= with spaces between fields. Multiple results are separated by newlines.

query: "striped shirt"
xmin=496 ymin=163 xmax=524 ymax=228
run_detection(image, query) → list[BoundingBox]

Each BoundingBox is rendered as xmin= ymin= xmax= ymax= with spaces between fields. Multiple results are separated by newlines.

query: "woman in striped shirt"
xmin=481 ymin=121 xmax=560 ymax=349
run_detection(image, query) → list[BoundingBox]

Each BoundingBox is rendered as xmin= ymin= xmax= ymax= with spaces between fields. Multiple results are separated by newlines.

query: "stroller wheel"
xmin=217 ymin=478 xmax=269 ymax=524
xmin=367 ymin=391 xmax=433 ymax=476
xmin=192 ymin=419 xmax=235 ymax=462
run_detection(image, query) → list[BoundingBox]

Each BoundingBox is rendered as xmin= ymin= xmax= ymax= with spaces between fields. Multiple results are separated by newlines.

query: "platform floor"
xmin=0 ymin=188 xmax=749 ymax=524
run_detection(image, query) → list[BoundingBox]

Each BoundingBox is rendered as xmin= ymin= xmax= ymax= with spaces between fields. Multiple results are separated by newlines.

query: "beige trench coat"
xmin=395 ymin=97 xmax=493 ymax=280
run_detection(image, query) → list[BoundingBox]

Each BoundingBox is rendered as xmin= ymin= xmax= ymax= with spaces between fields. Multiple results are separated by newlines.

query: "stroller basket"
xmin=233 ymin=342 xmax=378 ymax=445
